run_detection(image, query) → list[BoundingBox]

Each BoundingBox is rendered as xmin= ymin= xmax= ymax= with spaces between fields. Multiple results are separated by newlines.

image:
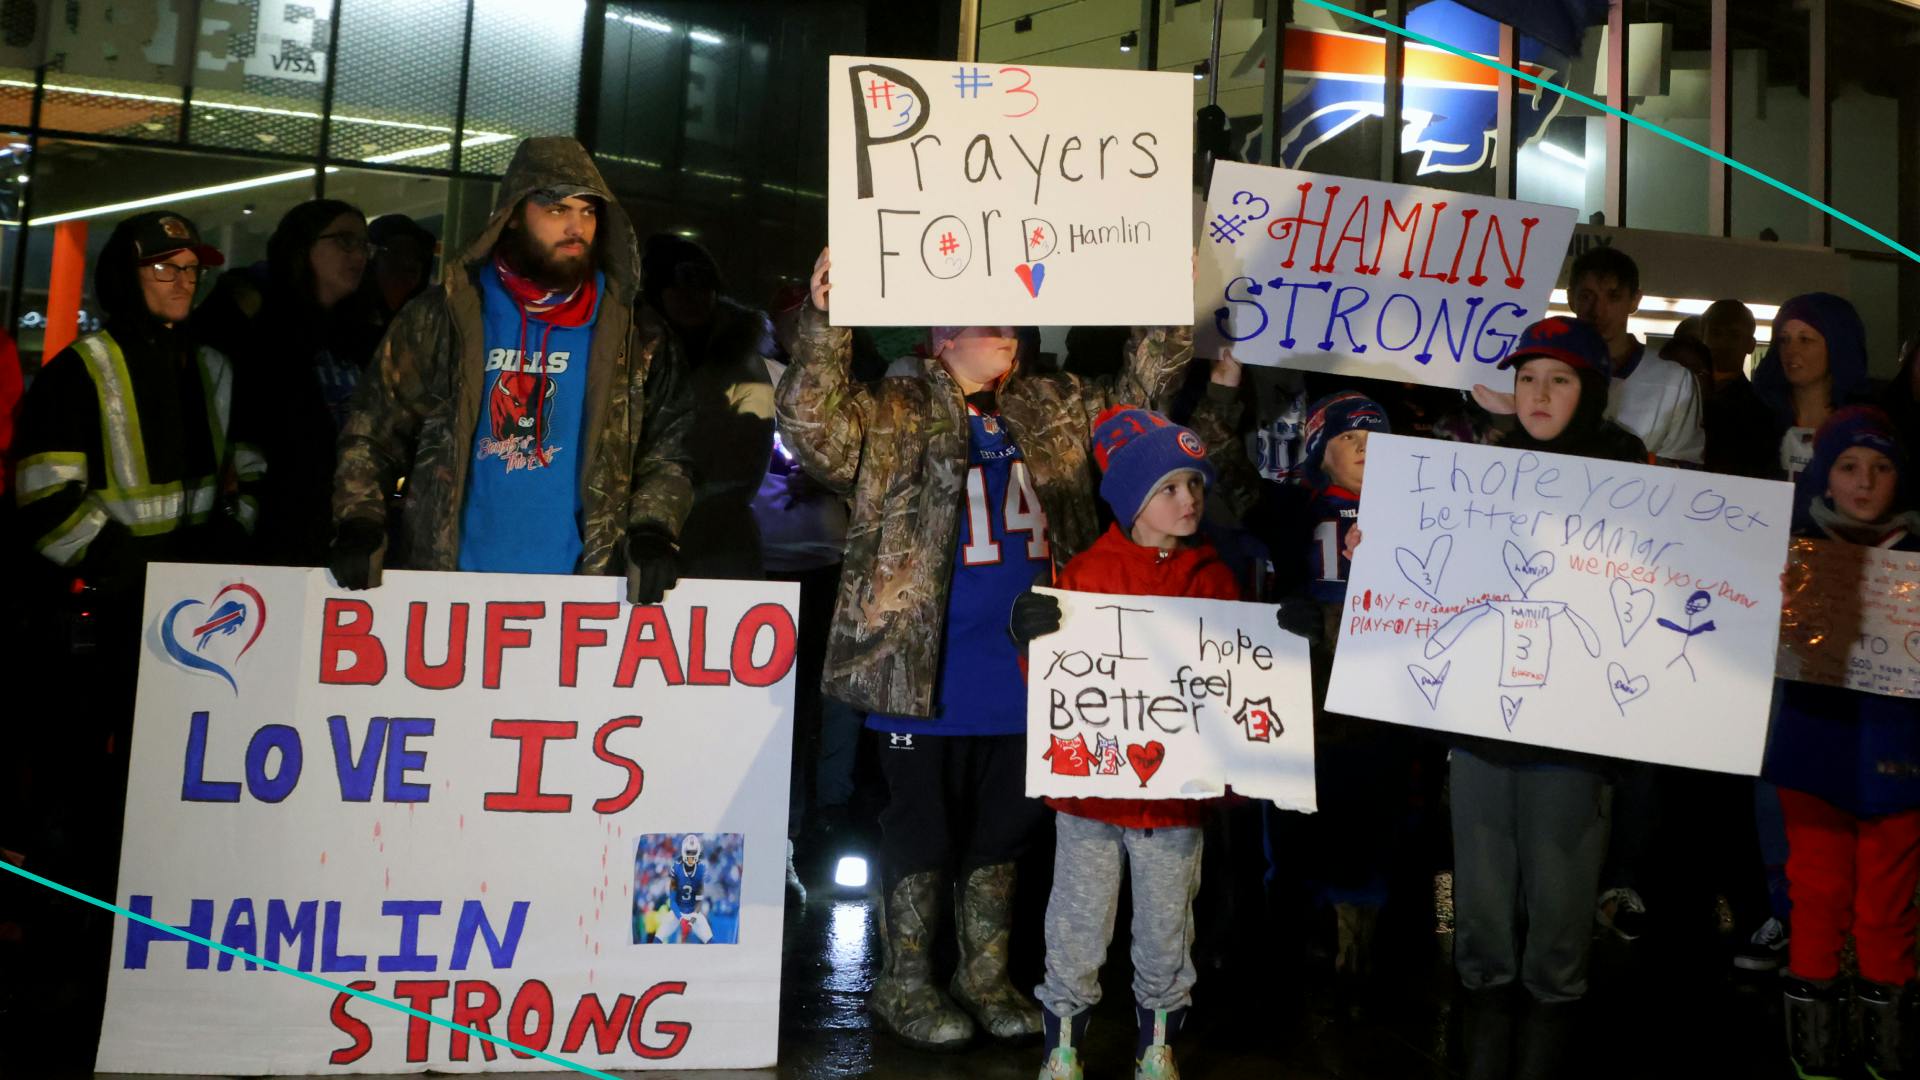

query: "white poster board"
xmin=98 ymin=565 xmax=797 ymax=1074
xmin=1777 ymin=537 xmax=1920 ymax=698
xmin=827 ymin=55 xmax=1193 ymax=326
xmin=1025 ymin=588 xmax=1317 ymax=812
xmin=1196 ymin=162 xmax=1577 ymax=392
xmin=1325 ymin=435 xmax=1792 ymax=774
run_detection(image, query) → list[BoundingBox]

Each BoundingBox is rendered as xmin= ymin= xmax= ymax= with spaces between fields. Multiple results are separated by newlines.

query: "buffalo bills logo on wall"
xmin=158 ymin=584 xmax=266 ymax=693
xmin=1244 ymin=1 xmax=1573 ymax=177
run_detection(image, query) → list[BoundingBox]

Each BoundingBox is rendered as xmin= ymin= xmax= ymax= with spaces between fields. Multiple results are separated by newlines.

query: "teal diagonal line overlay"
xmin=0 ymin=858 xmax=621 ymax=1079
xmin=1294 ymin=0 xmax=1920 ymax=266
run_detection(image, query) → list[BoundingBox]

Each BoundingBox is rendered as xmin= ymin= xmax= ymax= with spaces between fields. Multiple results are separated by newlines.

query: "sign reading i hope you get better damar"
xmin=828 ymin=55 xmax=1193 ymax=326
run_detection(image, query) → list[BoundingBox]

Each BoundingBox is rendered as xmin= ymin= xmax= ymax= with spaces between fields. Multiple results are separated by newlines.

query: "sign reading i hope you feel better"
xmin=828 ymin=55 xmax=1193 ymax=326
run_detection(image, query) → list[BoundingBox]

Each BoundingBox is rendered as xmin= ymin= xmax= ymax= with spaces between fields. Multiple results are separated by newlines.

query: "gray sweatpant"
xmin=1450 ymin=748 xmax=1613 ymax=1004
xmin=1035 ymin=812 xmax=1205 ymax=1017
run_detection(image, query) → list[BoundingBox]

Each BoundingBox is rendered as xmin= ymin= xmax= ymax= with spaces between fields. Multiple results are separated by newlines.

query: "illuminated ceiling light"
xmin=29 ymin=168 xmax=320 ymax=226
xmin=1120 ymin=31 xmax=1138 ymax=52
xmin=689 ymin=29 xmax=724 ymax=45
xmin=1193 ymin=61 xmax=1209 ymax=80
xmin=607 ymin=12 xmax=672 ymax=33
xmin=833 ymin=856 xmax=869 ymax=889
xmin=1539 ymin=142 xmax=1588 ymax=170
xmin=26 ymin=132 xmax=514 ymax=226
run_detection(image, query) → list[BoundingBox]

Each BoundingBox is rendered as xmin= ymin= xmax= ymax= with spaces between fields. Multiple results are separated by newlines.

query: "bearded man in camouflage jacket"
xmin=329 ymin=136 xmax=691 ymax=600
xmin=776 ymin=247 xmax=1193 ymax=1052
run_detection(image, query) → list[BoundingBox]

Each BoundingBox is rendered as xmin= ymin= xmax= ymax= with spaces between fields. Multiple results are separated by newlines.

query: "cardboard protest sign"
xmin=1026 ymin=588 xmax=1316 ymax=811
xmin=827 ymin=55 xmax=1192 ymax=326
xmin=1777 ymin=537 xmax=1920 ymax=698
xmin=1324 ymin=435 xmax=1792 ymax=774
xmin=98 ymin=565 xmax=797 ymax=1074
xmin=1196 ymin=162 xmax=1577 ymax=392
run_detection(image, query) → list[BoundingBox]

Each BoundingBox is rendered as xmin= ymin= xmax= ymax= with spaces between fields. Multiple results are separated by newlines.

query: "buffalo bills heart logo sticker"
xmin=159 ymin=583 xmax=267 ymax=693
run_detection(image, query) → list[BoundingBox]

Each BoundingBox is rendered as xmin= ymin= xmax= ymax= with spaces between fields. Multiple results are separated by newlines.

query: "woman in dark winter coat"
xmin=1751 ymin=292 xmax=1870 ymax=483
xmin=232 ymin=199 xmax=386 ymax=566
xmin=1765 ymin=405 xmax=1920 ymax=1080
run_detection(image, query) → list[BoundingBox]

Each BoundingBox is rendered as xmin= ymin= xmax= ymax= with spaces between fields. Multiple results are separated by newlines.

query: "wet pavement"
xmin=50 ymin=847 xmax=1796 ymax=1080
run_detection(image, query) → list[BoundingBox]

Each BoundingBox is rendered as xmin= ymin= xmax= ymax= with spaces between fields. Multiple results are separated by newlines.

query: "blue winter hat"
xmin=1793 ymin=404 xmax=1909 ymax=528
xmin=1496 ymin=316 xmax=1613 ymax=380
xmin=1301 ymin=391 xmax=1390 ymax=489
xmin=1753 ymin=292 xmax=1870 ymax=427
xmin=1091 ymin=405 xmax=1215 ymax=526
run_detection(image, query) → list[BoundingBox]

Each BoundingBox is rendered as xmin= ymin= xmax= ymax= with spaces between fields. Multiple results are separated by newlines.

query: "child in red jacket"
xmin=1020 ymin=405 xmax=1239 ymax=1080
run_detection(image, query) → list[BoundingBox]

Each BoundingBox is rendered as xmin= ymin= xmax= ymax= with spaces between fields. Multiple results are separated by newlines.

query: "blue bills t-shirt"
xmin=869 ymin=408 xmax=1052 ymax=736
xmin=456 ymin=267 xmax=601 ymax=573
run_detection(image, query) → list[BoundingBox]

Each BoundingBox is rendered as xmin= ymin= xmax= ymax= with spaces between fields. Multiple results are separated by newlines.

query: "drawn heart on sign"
xmin=1394 ymin=535 xmax=1453 ymax=603
xmin=1502 ymin=542 xmax=1554 ymax=598
xmin=1407 ymin=661 xmax=1451 ymax=709
xmin=1126 ymin=741 xmax=1166 ymax=788
xmin=1905 ymin=630 xmax=1920 ymax=665
xmin=1607 ymin=662 xmax=1650 ymax=713
xmin=1499 ymin=695 xmax=1523 ymax=731
xmin=1610 ymin=578 xmax=1656 ymax=647
xmin=1014 ymin=262 xmax=1046 ymax=298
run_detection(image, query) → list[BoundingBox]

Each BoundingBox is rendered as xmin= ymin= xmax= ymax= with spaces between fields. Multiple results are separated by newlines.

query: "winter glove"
xmin=626 ymin=525 xmax=680 ymax=606
xmin=328 ymin=517 xmax=386 ymax=591
xmin=1276 ymin=594 xmax=1326 ymax=649
xmin=1008 ymin=589 xmax=1063 ymax=645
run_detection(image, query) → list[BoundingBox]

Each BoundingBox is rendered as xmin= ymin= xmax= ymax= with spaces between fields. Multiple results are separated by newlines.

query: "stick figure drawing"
xmin=1656 ymin=590 xmax=1717 ymax=681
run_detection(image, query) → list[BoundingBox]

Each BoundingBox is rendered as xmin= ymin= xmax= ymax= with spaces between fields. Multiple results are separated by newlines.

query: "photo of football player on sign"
xmin=632 ymin=833 xmax=745 ymax=945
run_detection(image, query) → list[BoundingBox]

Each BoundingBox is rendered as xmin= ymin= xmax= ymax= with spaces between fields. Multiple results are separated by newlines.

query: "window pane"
xmin=979 ymin=0 xmax=1140 ymax=72
xmin=1624 ymin=5 xmax=1710 ymax=234
xmin=189 ymin=0 xmax=333 ymax=157
xmin=16 ymin=140 xmax=320 ymax=364
xmin=1515 ymin=24 xmax=1606 ymax=222
xmin=461 ymin=0 xmax=585 ymax=176
xmin=1829 ymin=0 xmax=1902 ymax=258
xmin=43 ymin=1 xmax=189 ymax=141
xmin=328 ymin=0 xmax=466 ymax=168
xmin=1729 ymin=0 xmax=1808 ymax=243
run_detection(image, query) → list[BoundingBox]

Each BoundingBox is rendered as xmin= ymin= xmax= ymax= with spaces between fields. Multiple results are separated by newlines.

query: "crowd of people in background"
xmin=3 ymin=131 xmax=1920 ymax=1080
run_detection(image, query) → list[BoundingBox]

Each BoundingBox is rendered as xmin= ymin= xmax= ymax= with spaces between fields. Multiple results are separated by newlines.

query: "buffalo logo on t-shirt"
xmin=480 ymin=369 xmax=562 ymax=471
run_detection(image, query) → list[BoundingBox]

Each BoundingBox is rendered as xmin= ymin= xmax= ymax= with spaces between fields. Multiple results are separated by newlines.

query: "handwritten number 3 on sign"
xmin=1001 ymin=67 xmax=1037 ymax=117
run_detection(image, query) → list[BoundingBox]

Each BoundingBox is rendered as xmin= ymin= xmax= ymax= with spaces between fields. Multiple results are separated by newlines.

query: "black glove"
xmin=1276 ymin=594 xmax=1326 ymax=649
xmin=626 ymin=525 xmax=680 ymax=606
xmin=328 ymin=517 xmax=386 ymax=590
xmin=1008 ymin=589 xmax=1062 ymax=645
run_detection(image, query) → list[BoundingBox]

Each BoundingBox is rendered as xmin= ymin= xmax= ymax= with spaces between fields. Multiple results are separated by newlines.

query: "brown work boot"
xmin=872 ymin=871 xmax=974 ymax=1051
xmin=952 ymin=862 xmax=1044 ymax=1041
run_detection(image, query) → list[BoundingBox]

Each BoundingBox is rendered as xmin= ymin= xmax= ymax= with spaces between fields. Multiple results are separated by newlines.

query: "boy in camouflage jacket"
xmin=776 ymin=248 xmax=1192 ymax=1052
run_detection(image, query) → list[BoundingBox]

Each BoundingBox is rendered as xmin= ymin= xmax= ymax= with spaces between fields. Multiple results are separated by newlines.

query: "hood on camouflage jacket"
xmin=332 ymin=137 xmax=693 ymax=573
xmin=775 ymin=305 xmax=1192 ymax=718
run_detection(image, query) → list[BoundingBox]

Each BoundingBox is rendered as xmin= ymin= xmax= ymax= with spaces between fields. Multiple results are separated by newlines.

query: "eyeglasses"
xmin=317 ymin=231 xmax=381 ymax=257
xmin=145 ymin=262 xmax=207 ymax=283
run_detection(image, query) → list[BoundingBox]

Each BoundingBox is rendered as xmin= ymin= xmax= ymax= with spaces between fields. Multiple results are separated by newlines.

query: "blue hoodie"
xmin=1763 ymin=406 xmax=1920 ymax=818
xmin=1750 ymin=292 xmax=1870 ymax=431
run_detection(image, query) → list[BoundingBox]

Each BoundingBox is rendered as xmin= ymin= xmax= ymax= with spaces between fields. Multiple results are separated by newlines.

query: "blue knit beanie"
xmin=1301 ymin=391 xmax=1390 ymax=489
xmin=1091 ymin=405 xmax=1215 ymax=526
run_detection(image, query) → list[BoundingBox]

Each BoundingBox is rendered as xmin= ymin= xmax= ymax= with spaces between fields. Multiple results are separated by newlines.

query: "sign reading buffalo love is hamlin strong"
xmin=99 ymin=565 xmax=798 ymax=1074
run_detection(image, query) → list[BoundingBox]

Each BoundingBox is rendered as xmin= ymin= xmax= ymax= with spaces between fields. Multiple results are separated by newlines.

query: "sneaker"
xmin=1135 ymin=1044 xmax=1181 ymax=1080
xmin=1038 ymin=1047 xmax=1084 ymax=1080
xmin=1595 ymin=887 xmax=1646 ymax=942
xmin=1734 ymin=917 xmax=1789 ymax=972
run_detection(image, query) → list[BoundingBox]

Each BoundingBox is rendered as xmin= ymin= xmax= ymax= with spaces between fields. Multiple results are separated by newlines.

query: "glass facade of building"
xmin=978 ymin=0 xmax=1920 ymax=373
